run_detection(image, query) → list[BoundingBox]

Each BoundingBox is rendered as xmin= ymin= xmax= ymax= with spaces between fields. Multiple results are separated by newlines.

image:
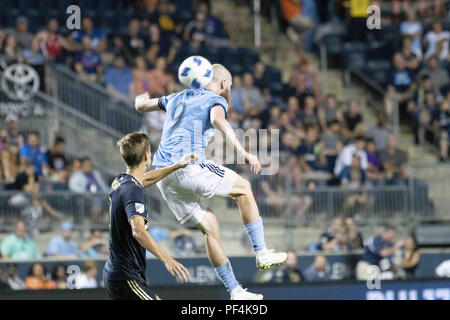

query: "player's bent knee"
xmin=228 ymin=175 xmax=252 ymax=199
xmin=196 ymin=210 xmax=220 ymax=238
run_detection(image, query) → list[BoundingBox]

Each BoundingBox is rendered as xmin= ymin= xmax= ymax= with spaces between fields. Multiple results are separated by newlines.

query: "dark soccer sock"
xmin=244 ymin=217 xmax=266 ymax=252
xmin=214 ymin=260 xmax=239 ymax=293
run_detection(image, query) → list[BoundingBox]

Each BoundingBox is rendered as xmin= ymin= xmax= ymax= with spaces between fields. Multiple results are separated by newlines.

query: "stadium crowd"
xmin=0 ymin=0 xmax=447 ymax=291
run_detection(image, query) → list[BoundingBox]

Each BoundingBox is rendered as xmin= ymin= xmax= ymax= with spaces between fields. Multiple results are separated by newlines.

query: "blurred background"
xmin=0 ymin=0 xmax=450 ymax=300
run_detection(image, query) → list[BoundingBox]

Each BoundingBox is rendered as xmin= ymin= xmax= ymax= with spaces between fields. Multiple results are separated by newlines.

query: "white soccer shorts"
xmin=156 ymin=160 xmax=238 ymax=225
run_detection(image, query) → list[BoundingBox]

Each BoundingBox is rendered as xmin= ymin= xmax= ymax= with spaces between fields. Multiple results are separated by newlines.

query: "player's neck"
xmin=126 ymin=165 xmax=145 ymax=186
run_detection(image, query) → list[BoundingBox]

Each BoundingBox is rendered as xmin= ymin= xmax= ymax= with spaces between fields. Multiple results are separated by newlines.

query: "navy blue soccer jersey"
xmin=103 ymin=173 xmax=148 ymax=282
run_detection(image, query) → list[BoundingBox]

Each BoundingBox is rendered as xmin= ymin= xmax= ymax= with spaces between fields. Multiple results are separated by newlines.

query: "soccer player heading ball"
xmin=134 ymin=62 xmax=288 ymax=300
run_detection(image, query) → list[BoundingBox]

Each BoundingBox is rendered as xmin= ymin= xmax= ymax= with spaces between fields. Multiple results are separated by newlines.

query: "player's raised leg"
xmin=195 ymin=209 xmax=263 ymax=300
xmin=228 ymin=175 xmax=288 ymax=270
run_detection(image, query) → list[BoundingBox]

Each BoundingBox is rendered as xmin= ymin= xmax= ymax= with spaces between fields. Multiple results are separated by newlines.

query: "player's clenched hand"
xmin=245 ymin=153 xmax=261 ymax=175
xmin=177 ymin=153 xmax=199 ymax=168
xmin=164 ymin=258 xmax=190 ymax=283
xmin=135 ymin=92 xmax=150 ymax=113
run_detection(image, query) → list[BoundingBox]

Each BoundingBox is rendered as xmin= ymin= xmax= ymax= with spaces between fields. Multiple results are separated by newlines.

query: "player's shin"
xmin=214 ymin=260 xmax=239 ymax=293
xmin=244 ymin=217 xmax=267 ymax=253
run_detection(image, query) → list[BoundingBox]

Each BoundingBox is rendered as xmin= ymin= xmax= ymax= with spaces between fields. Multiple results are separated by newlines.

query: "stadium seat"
xmin=320 ymin=33 xmax=344 ymax=56
xmin=340 ymin=42 xmax=367 ymax=70
xmin=364 ymin=59 xmax=391 ymax=87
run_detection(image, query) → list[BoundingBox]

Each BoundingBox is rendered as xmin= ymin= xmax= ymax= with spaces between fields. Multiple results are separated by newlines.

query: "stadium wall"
xmin=1 ymin=251 xmax=450 ymax=286
xmin=1 ymin=279 xmax=449 ymax=300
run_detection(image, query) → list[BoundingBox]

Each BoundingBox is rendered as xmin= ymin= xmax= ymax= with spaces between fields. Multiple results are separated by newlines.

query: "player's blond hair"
xmin=117 ymin=132 xmax=150 ymax=168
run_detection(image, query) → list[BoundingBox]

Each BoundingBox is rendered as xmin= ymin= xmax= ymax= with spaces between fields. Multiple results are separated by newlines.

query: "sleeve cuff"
xmin=158 ymin=98 xmax=166 ymax=111
xmin=211 ymin=103 xmax=227 ymax=119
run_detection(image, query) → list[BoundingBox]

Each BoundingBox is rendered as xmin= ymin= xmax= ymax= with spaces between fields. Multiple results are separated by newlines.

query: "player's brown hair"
xmin=117 ymin=132 xmax=150 ymax=168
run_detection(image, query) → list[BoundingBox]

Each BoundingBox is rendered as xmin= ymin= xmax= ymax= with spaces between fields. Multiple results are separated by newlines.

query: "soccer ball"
xmin=178 ymin=56 xmax=213 ymax=89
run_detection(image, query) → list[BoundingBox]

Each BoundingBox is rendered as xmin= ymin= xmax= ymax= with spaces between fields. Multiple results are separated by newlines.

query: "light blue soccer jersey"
xmin=152 ymin=88 xmax=228 ymax=168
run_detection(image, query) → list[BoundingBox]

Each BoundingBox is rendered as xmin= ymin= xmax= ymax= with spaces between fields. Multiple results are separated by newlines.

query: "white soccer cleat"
xmin=256 ymin=248 xmax=288 ymax=270
xmin=230 ymin=286 xmax=263 ymax=300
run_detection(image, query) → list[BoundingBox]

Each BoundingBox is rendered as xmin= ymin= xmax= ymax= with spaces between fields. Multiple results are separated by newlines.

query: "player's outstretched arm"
xmin=210 ymin=105 xmax=262 ymax=174
xmin=142 ymin=153 xmax=199 ymax=187
xmin=135 ymin=92 xmax=161 ymax=113
xmin=129 ymin=216 xmax=190 ymax=282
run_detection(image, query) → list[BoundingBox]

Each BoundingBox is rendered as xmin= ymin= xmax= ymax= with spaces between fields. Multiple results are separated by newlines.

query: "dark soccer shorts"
xmin=105 ymin=278 xmax=160 ymax=300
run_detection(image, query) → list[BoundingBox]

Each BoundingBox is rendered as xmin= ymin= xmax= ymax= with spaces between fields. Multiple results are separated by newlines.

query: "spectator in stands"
xmin=241 ymin=73 xmax=265 ymax=118
xmin=320 ymin=120 xmax=343 ymax=173
xmin=417 ymin=55 xmax=449 ymax=94
xmin=133 ymin=55 xmax=152 ymax=95
xmin=318 ymin=217 xmax=344 ymax=251
xmin=80 ymin=229 xmax=108 ymax=258
xmin=20 ymin=132 xmax=47 ymax=177
xmin=25 ymin=263 xmax=56 ymax=290
xmin=0 ymin=267 xmax=11 ymax=290
xmin=5 ymin=113 xmax=21 ymax=146
xmin=304 ymin=255 xmax=331 ymax=281
xmin=400 ymin=36 xmax=420 ymax=71
xmin=46 ymin=136 xmax=69 ymax=187
xmin=70 ymin=17 xmax=105 ymax=51
xmin=434 ymin=259 xmax=450 ymax=278
xmin=184 ymin=12 xmax=208 ymax=46
xmin=289 ymin=166 xmax=313 ymax=225
xmin=343 ymin=100 xmax=363 ymax=140
xmin=365 ymin=138 xmax=383 ymax=181
xmin=74 ymin=36 xmax=102 ymax=82
xmin=345 ymin=217 xmax=363 ymax=249
xmin=47 ymin=221 xmax=78 ymax=258
xmin=298 ymin=126 xmax=329 ymax=182
xmin=299 ymin=95 xmax=320 ymax=128
xmin=231 ymin=75 xmax=247 ymax=116
xmin=1 ymin=139 xmax=21 ymax=184
xmin=197 ymin=2 xmax=229 ymax=42
xmin=3 ymin=263 xmax=25 ymax=290
xmin=253 ymin=62 xmax=268 ymax=91
xmin=122 ymin=19 xmax=146 ymax=63
xmin=318 ymin=93 xmax=343 ymax=131
xmin=365 ymin=112 xmax=391 ymax=152
xmin=22 ymin=36 xmax=45 ymax=90
xmin=272 ymin=250 xmax=303 ymax=283
xmin=8 ymin=16 xmax=32 ymax=50
xmin=36 ymin=18 xmax=72 ymax=61
xmin=435 ymin=100 xmax=450 ymax=161
xmin=1 ymin=34 xmax=19 ymax=64
xmin=334 ymin=136 xmax=368 ymax=177
xmin=8 ymin=159 xmax=39 ymax=192
xmin=423 ymin=21 xmax=450 ymax=61
xmin=0 ymin=221 xmax=41 ymax=260
xmin=385 ymin=53 xmax=417 ymax=117
xmin=75 ymin=260 xmax=98 ymax=289
xmin=379 ymin=134 xmax=409 ymax=181
xmin=147 ymin=56 xmax=174 ymax=96
xmin=280 ymin=0 xmax=313 ymax=51
xmin=339 ymin=154 xmax=366 ymax=187
xmin=69 ymin=156 xmax=107 ymax=222
xmin=345 ymin=0 xmax=369 ymax=42
xmin=400 ymin=10 xmax=423 ymax=59
xmin=356 ymin=224 xmax=405 ymax=280
xmin=145 ymin=24 xmax=179 ymax=66
xmin=104 ymin=55 xmax=134 ymax=100
xmin=51 ymin=264 xmax=67 ymax=289
xmin=399 ymin=236 xmax=420 ymax=279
